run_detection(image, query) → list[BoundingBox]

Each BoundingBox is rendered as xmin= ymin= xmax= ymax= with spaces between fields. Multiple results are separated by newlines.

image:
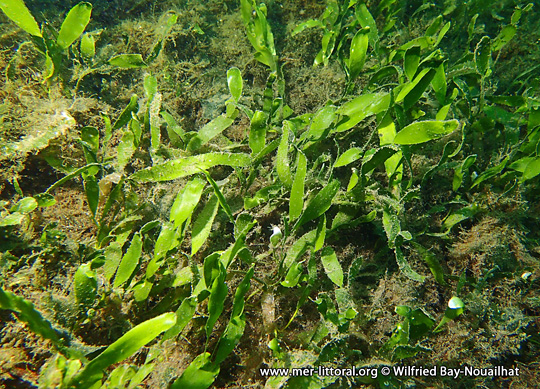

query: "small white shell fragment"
xmin=448 ymin=296 xmax=465 ymax=309
xmin=270 ymin=225 xmax=282 ymax=247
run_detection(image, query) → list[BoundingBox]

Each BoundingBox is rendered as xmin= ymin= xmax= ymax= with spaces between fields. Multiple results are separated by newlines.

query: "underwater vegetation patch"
xmin=1 ymin=0 xmax=540 ymax=388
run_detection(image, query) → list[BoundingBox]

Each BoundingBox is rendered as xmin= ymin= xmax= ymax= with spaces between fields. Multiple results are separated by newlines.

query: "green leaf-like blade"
xmin=0 ymin=287 xmax=64 ymax=345
xmin=356 ymin=3 xmax=378 ymax=46
xmin=131 ymin=153 xmax=250 ymax=182
xmin=227 ymin=67 xmax=243 ymax=102
xmin=314 ymin=214 xmax=326 ymax=252
xmin=361 ymin=146 xmax=399 ymax=176
xmin=187 ymin=115 xmax=235 ymax=151
xmin=412 ymin=242 xmax=446 ymax=285
xmin=249 ymin=110 xmax=266 ymax=156
xmin=282 ymin=262 xmax=304 ymax=288
xmin=401 ymin=68 xmax=436 ymax=110
xmin=492 ymin=25 xmax=516 ymax=52
xmin=0 ymin=213 xmax=25 ymax=227
xmin=471 ymin=157 xmax=508 ymax=188
xmin=80 ymin=33 xmax=95 ymax=58
xmin=395 ymin=246 xmax=425 ymax=282
xmin=214 ymin=315 xmax=246 ymax=365
xmin=0 ymin=0 xmax=42 ymax=37
xmin=206 ymin=262 xmax=227 ymax=338
xmin=84 ymin=176 xmax=99 ymax=218
xmin=113 ymin=95 xmax=139 ymax=131
xmin=170 ymin=176 xmax=206 ymax=228
xmin=283 ymin=230 xmax=316 ymax=271
xmin=73 ymin=263 xmax=98 ymax=308
xmin=521 ymin=156 xmax=540 ymax=182
xmin=117 ymin=129 xmax=136 ymax=172
xmin=393 ymin=119 xmax=459 ymax=145
xmin=10 ymin=196 xmax=38 ymax=213
xmin=395 ymin=67 xmax=436 ymax=110
xmin=453 ymin=154 xmax=476 ymax=191
xmin=114 ymin=233 xmax=143 ymax=288
xmin=289 ymin=151 xmax=307 ymax=222
xmin=276 ymin=122 xmax=293 ymax=187
xmin=163 ymin=296 xmax=197 ymax=341
xmin=57 ymin=2 xmax=92 ymax=49
xmin=109 ymin=54 xmax=148 ymax=69
xmin=170 ymin=352 xmax=219 ymax=389
xmin=146 ymin=12 xmax=178 ymax=63
xmin=146 ymin=222 xmax=177 ymax=278
xmin=335 ymin=93 xmax=390 ymax=133
xmin=431 ymin=63 xmax=447 ymax=104
xmin=294 ymin=179 xmax=340 ymax=232
xmin=291 ymin=19 xmax=323 ymax=36
xmin=404 ymin=46 xmax=420 ymax=81
xmin=203 ymin=170 xmax=234 ymax=223
xmin=334 ymin=147 xmax=362 ymax=168
xmin=474 ymin=36 xmax=491 ymax=76
xmin=71 ymin=313 xmax=176 ymax=387
xmin=191 ymin=195 xmax=219 ymax=255
xmin=320 ymin=247 xmax=343 ymax=287
xmin=303 ymin=106 xmax=337 ymax=141
xmin=244 ymin=184 xmax=280 ymax=210
xmin=349 ymin=28 xmax=369 ymax=80
xmin=433 ymin=203 xmax=481 ymax=235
